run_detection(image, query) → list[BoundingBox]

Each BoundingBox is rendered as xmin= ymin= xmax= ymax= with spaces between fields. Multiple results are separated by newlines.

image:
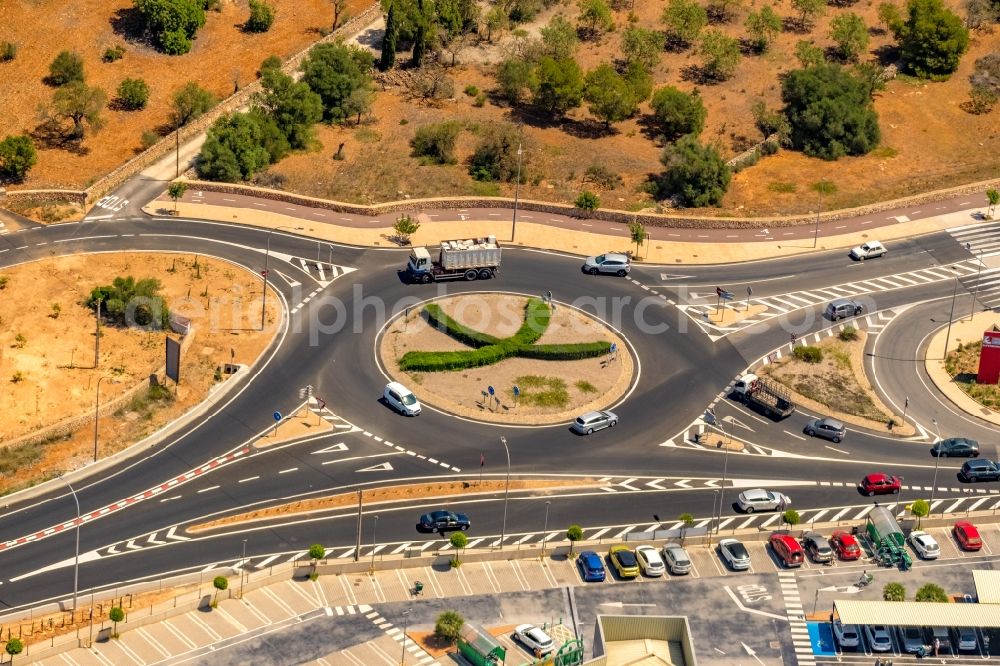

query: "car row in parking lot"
xmin=833 ymin=619 xmax=986 ymax=656
xmin=578 ymin=542 xmax=694 ymax=581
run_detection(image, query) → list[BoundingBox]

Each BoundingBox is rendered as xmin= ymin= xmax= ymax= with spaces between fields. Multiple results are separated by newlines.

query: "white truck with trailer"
xmin=406 ymin=237 xmax=502 ymax=283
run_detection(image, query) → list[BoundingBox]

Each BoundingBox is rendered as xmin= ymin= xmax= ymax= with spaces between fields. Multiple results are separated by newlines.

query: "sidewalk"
xmin=147 ymin=195 xmax=987 ymax=265
xmin=925 ymin=308 xmax=1000 ymax=427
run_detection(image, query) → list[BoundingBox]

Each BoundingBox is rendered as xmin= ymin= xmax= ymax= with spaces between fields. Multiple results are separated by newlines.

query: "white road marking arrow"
xmin=126 ymin=539 xmax=142 ymax=550
xmin=645 ymin=479 xmax=667 ymax=490
xmin=703 ymin=479 xmax=720 ymax=488
xmin=166 ymin=526 xmax=191 ymax=541
xmin=741 ymin=642 xmax=765 ymax=666
xmin=617 ymin=478 xmax=640 ymax=491
xmin=106 ymin=544 xmax=120 ymax=555
xmin=272 ymin=269 xmax=300 ymax=288
xmin=356 ymin=461 xmax=394 ymax=472
xmin=147 ymin=533 xmax=166 ymax=546
xmin=674 ymin=480 xmax=693 ymax=489
xmin=312 ymin=442 xmax=349 ymax=454
xmin=819 ymin=585 xmax=861 ymax=594
xmin=10 ymin=550 xmax=102 ymax=582
xmin=600 ymin=602 xmax=657 ymax=609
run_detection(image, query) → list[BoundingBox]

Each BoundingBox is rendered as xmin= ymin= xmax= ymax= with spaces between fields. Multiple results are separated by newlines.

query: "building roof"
xmin=834 ymin=600 xmax=1000 ymax=628
xmin=974 ymin=570 xmax=1000 ymax=604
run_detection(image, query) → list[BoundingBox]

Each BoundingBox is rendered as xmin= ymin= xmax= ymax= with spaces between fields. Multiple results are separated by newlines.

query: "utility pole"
xmin=967 ymin=243 xmax=983 ymax=321
xmin=943 ymin=271 xmax=960 ymax=359
xmin=499 ymin=435 xmax=511 ymax=549
xmin=239 ymin=539 xmax=247 ymax=598
xmin=354 ymin=489 xmax=363 ymax=562
xmin=94 ymin=298 xmax=102 ymax=368
xmin=57 ymin=476 xmax=81 ymax=612
xmin=511 ymin=128 xmax=524 ymax=243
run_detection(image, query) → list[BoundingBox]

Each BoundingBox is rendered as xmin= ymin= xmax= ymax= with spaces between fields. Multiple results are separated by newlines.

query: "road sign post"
xmin=746 ymin=286 xmax=752 ymax=311
xmin=272 ymin=410 xmax=281 ymax=437
xmin=488 ymin=385 xmax=495 ymax=410
xmin=513 ymin=385 xmax=520 ymax=407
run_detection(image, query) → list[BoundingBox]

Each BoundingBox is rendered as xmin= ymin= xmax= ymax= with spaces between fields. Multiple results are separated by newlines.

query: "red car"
xmin=954 ymin=521 xmax=983 ymax=551
xmin=859 ymin=473 xmax=901 ymax=496
xmin=830 ymin=531 xmax=863 ymax=560
xmin=769 ymin=533 xmax=805 ymax=568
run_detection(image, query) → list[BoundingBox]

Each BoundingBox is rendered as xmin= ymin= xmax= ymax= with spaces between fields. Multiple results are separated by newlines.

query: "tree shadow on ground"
xmin=560 ymin=117 xmax=618 ymax=140
xmin=30 ymin=119 xmax=89 ymax=155
xmin=109 ymin=6 xmax=148 ymax=43
xmin=635 ymin=115 xmax=669 ymax=144
xmin=680 ymin=64 xmax=726 ymax=85
xmin=781 ymin=16 xmax=811 ymax=34
xmin=872 ymin=44 xmax=901 ymax=66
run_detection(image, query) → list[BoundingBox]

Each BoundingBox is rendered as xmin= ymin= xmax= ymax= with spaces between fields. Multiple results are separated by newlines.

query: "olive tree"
xmin=699 ymin=30 xmax=741 ymax=81
xmin=567 ymin=524 xmax=583 ymax=555
xmin=657 ymin=135 xmax=731 ymax=207
xmin=662 ymin=0 xmax=708 ymax=48
xmin=650 ymin=86 xmax=707 ymax=139
xmin=109 ymin=607 xmax=125 ymax=638
xmin=829 ymin=13 xmax=869 ymax=61
xmin=744 ymin=6 xmax=782 ymax=52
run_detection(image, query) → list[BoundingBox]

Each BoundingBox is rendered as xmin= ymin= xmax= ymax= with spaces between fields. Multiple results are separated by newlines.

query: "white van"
xmin=383 ymin=382 xmax=421 ymax=416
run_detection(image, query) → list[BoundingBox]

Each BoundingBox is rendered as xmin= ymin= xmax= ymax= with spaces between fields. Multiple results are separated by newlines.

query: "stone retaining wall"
xmin=0 ymin=188 xmax=87 ymax=207
xmin=183 ymin=175 xmax=1000 ymax=230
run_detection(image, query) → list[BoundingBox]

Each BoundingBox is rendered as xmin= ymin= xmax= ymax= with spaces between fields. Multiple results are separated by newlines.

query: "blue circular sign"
xmin=273 ymin=411 xmax=282 ymax=421
xmin=488 ymin=386 xmax=495 ymax=396
xmin=610 ymin=343 xmax=618 ymax=352
xmin=513 ymin=386 xmax=520 ymax=396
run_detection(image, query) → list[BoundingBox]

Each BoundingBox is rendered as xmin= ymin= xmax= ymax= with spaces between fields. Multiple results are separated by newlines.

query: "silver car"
xmin=571 ymin=410 xmax=618 ymax=435
xmin=866 ymin=625 xmax=893 ymax=652
xmin=718 ymin=538 xmax=751 ymax=570
xmin=899 ymin=625 xmax=925 ymax=653
xmin=736 ymin=488 xmax=791 ymax=513
xmin=583 ymin=253 xmax=631 ymax=277
xmin=805 ymin=417 xmax=846 ymax=443
xmin=662 ymin=543 xmax=692 ymax=575
xmin=833 ymin=620 xmax=860 ymax=648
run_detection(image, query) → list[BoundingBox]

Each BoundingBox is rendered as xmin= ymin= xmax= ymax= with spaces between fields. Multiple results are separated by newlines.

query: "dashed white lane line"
xmin=197 ymin=485 xmax=220 ymax=493
xmin=238 ymin=476 xmax=259 ymax=483
xmin=279 ymin=467 xmax=298 ymax=474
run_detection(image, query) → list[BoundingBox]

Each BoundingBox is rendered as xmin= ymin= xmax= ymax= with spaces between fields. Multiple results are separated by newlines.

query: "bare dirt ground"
xmin=763 ymin=330 xmax=914 ymax=434
xmin=271 ymin=0 xmax=1000 ymax=216
xmin=0 ymin=252 xmax=279 ymax=495
xmin=378 ymin=293 xmax=633 ymax=424
xmin=0 ymin=0 xmax=372 ymax=189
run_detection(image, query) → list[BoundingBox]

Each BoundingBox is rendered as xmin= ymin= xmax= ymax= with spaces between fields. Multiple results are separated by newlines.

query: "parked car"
xmin=954 ymin=521 xmax=983 ymax=551
xmin=416 ymin=510 xmax=470 ymax=533
xmin=769 ymin=533 xmax=805 ymax=568
xmin=866 ymin=625 xmax=893 ymax=652
xmin=929 ymin=627 xmax=953 ymax=654
xmin=825 ymin=298 xmax=863 ymax=320
xmin=513 ymin=624 xmax=554 ymax=656
xmin=960 ymin=458 xmax=1000 ymax=482
xmin=608 ymin=545 xmax=640 ymax=578
xmin=932 ymin=437 xmax=980 ymax=457
xmin=908 ymin=530 xmax=940 ymax=559
xmin=635 ymin=545 xmax=666 ymax=577
xmin=850 ymin=241 xmax=887 ymax=260
xmin=952 ymin=627 xmax=978 ymax=652
xmin=900 ymin=625 xmax=925 ymax=653
xmin=736 ymin=489 xmax=791 ymax=513
xmin=718 ymin=538 xmax=751 ymax=570
xmin=576 ymin=550 xmax=606 ymax=582
xmin=571 ymin=410 xmax=618 ymax=435
xmin=830 ymin=531 xmax=863 ymax=560
xmin=832 ymin=620 xmax=861 ymax=648
xmin=800 ymin=532 xmax=834 ymax=563
xmin=859 ymin=473 xmax=901 ymax=496
xmin=805 ymin=417 xmax=846 ymax=443
xmin=582 ymin=253 xmax=631 ymax=277
xmin=662 ymin=543 xmax=692 ymax=575
xmin=384 ymin=381 xmax=421 ymax=416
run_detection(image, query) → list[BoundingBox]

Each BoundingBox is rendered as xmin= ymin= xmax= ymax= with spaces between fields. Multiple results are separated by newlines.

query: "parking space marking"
xmin=482 ymin=562 xmax=502 ymax=593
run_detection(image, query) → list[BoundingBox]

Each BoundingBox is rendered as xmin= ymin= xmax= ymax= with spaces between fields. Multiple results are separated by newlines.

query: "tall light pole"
xmin=715 ymin=416 xmax=737 ymax=533
xmin=813 ymin=189 xmax=823 ymax=248
xmin=370 ymin=514 xmax=379 ymax=571
xmin=943 ymin=268 xmax=961 ymax=359
xmin=967 ymin=242 xmax=984 ymax=321
xmin=261 ymin=225 xmax=303 ymax=329
xmin=57 ymin=476 xmax=81 ymax=611
xmin=93 ymin=376 xmax=117 ymax=463
xmin=239 ymin=539 xmax=247 ymax=599
xmin=930 ymin=418 xmax=942 ymax=511
xmin=541 ymin=500 xmax=551 ymax=558
xmin=400 ymin=608 xmax=412 ymax=665
xmin=510 ymin=129 xmax=524 ymax=243
xmin=499 ymin=435 xmax=511 ymax=549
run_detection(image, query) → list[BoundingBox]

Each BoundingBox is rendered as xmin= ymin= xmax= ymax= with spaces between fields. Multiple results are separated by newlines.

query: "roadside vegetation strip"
xmin=187 ymin=479 xmax=601 ymax=533
xmin=946 ymin=340 xmax=1000 ymax=411
xmin=400 ymin=298 xmax=610 ymax=372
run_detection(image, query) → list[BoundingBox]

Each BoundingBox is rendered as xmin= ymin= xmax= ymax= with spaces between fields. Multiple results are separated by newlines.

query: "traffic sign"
xmin=261 ymin=269 xmax=268 ymax=277
xmin=715 ymin=286 xmax=734 ymax=300
xmin=610 ymin=342 xmax=618 ymax=353
xmin=488 ymin=386 xmax=495 ymax=396
xmin=747 ymin=286 xmax=752 ymax=296
xmin=513 ymin=386 xmax=520 ymax=397
xmin=273 ymin=411 xmax=281 ymax=421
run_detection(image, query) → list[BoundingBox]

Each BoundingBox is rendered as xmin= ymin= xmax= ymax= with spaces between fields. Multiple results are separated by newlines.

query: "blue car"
xmin=577 ymin=550 xmax=606 ymax=582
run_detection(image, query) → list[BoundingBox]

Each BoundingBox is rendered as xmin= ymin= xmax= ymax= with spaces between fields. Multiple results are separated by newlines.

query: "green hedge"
xmin=510 ymin=298 xmax=550 ymax=346
xmin=424 ymin=303 xmax=501 ymax=348
xmin=519 ymin=342 xmax=612 ymax=360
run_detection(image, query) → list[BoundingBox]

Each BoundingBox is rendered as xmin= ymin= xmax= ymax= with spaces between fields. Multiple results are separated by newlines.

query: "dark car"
xmin=932 ymin=437 xmax=980 ymax=458
xmin=800 ymin=532 xmax=834 ymax=563
xmin=960 ymin=459 xmax=1000 ymax=482
xmin=416 ymin=510 xmax=470 ymax=533
xmin=577 ymin=550 xmax=606 ymax=582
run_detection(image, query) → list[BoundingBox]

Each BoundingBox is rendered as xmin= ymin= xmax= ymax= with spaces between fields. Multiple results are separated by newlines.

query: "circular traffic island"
xmin=377 ymin=293 xmax=634 ymax=425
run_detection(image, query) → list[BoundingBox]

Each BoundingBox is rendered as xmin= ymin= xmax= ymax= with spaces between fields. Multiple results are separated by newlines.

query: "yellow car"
xmin=608 ymin=545 xmax=639 ymax=579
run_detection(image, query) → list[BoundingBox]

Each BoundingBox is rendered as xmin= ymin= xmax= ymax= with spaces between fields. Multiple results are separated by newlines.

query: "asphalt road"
xmin=0 ymin=208 xmax=995 ymax=613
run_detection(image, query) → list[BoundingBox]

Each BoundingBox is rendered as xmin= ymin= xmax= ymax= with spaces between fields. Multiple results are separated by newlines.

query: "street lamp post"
xmin=499 ymin=435 xmax=511 ymax=549
xmin=511 ymin=131 xmax=524 ymax=243
xmin=967 ymin=242 xmax=984 ymax=321
xmin=541 ymin=501 xmax=551 ymax=558
xmin=715 ymin=417 xmax=736 ymax=533
xmin=261 ymin=226 xmax=303 ymax=329
xmin=239 ymin=539 xmax=247 ymax=599
xmin=370 ymin=514 xmax=379 ymax=571
xmin=942 ymin=269 xmax=961 ymax=359
xmin=93 ymin=376 xmax=117 ymax=463
xmin=930 ymin=419 xmax=943 ymax=511
xmin=400 ymin=608 xmax=412 ymax=665
xmin=813 ymin=189 xmax=823 ymax=248
xmin=57 ymin=476 xmax=81 ymax=611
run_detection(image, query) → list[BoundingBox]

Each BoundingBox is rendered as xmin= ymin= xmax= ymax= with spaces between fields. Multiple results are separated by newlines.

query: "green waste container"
xmin=457 ymin=623 xmax=506 ymax=666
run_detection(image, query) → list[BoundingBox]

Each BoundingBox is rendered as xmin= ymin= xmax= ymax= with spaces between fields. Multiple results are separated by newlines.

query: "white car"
xmin=513 ymin=624 xmax=554 ymax=655
xmin=383 ymin=382 xmax=421 ymax=416
xmin=850 ymin=241 xmax=887 ymax=260
xmin=662 ymin=543 xmax=692 ymax=575
xmin=736 ymin=489 xmax=791 ymax=513
xmin=865 ymin=625 xmax=893 ymax=652
xmin=833 ymin=620 xmax=860 ymax=648
xmin=635 ymin=545 xmax=666 ymax=577
xmin=718 ymin=538 xmax=751 ymax=570
xmin=908 ymin=530 xmax=940 ymax=559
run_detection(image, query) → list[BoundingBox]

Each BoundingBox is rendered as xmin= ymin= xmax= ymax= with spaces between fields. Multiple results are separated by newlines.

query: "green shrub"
xmin=793 ymin=345 xmax=823 ymax=363
xmin=135 ymin=0 xmax=206 ymax=55
xmin=410 ymin=121 xmax=462 ymax=164
xmin=768 ymin=181 xmax=796 ymax=193
xmin=1 ymin=41 xmax=17 ymax=62
xmin=140 ymin=130 xmax=161 ymax=149
xmin=883 ymin=582 xmax=906 ymax=601
xmin=246 ymin=0 xmax=275 ymax=32
xmin=117 ymin=78 xmax=150 ymax=110
xmin=49 ymin=51 xmax=85 ymax=85
xmin=424 ymin=304 xmax=502 ymax=348
xmin=839 ymin=326 xmax=858 ymax=341
xmin=518 ymin=342 xmax=612 ymax=360
xmin=103 ymin=44 xmax=126 ymax=62
xmin=915 ymin=583 xmax=948 ymax=602
xmin=464 ymin=84 xmax=479 ymax=96
xmin=259 ymin=54 xmax=282 ymax=76
xmin=575 ymin=190 xmax=600 ymax=211
xmin=473 ymin=93 xmax=486 ymax=107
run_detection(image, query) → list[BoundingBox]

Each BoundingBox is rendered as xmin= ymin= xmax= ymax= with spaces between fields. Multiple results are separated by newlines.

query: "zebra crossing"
xmin=779 ymin=571 xmax=814 ymax=666
xmin=207 ymin=491 xmax=1000 ymax=574
xmin=948 ymin=222 xmax=1000 ymax=310
xmin=677 ymin=260 xmax=981 ymax=340
xmin=362 ymin=606 xmax=438 ymax=666
xmin=286 ymin=256 xmax=354 ymax=285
